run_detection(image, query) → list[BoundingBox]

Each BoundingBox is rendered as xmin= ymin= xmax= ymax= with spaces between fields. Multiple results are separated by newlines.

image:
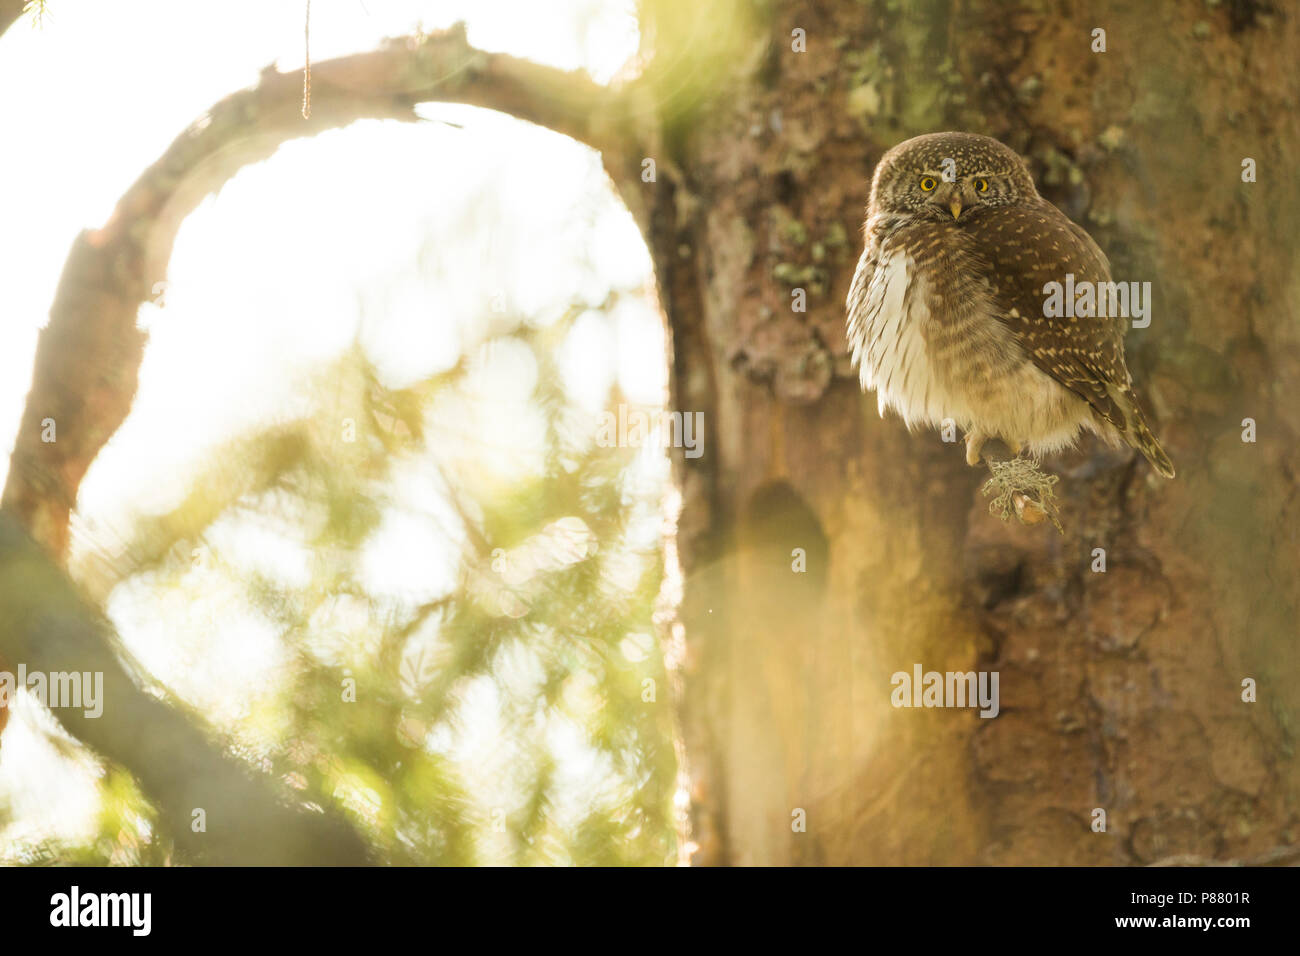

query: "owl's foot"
xmin=964 ymin=432 xmax=1023 ymax=467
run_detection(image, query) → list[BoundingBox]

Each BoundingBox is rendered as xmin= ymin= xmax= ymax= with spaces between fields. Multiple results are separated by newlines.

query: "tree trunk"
xmin=643 ymin=0 xmax=1300 ymax=865
xmin=4 ymin=2 xmax=1297 ymax=866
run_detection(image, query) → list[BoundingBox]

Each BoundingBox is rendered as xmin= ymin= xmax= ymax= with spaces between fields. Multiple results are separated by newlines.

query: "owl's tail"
xmin=1119 ymin=396 xmax=1175 ymax=479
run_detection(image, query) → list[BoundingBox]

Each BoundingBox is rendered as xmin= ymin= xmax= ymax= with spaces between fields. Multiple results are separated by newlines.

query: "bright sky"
xmin=0 ymin=0 xmax=667 ymax=859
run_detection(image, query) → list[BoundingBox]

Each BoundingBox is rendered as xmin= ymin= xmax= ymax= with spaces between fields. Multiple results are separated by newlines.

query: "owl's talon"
xmin=964 ymin=432 xmax=987 ymax=467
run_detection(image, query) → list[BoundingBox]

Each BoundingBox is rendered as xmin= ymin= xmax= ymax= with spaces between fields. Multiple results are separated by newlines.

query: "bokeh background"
xmin=1 ymin=0 xmax=681 ymax=865
xmin=2 ymin=0 xmax=1298 ymax=867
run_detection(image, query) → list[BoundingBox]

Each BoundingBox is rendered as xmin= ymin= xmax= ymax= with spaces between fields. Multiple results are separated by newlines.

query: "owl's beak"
xmin=949 ymin=199 xmax=963 ymax=220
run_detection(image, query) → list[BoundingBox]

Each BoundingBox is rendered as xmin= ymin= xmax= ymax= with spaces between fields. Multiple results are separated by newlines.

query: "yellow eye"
xmin=975 ymin=178 xmax=989 ymax=193
xmin=920 ymin=177 xmax=937 ymax=191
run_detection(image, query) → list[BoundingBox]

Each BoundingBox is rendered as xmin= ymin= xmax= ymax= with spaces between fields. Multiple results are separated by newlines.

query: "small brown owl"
xmin=846 ymin=132 xmax=1174 ymax=478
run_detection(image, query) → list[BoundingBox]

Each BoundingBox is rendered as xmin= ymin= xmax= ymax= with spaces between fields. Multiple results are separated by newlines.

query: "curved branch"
xmin=3 ymin=22 xmax=646 ymax=557
xmin=0 ymin=23 xmax=649 ymax=862
xmin=0 ymin=0 xmax=29 ymax=40
xmin=0 ymin=512 xmax=370 ymax=864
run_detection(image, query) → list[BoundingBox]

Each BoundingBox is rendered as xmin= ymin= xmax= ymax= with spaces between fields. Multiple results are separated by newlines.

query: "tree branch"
xmin=0 ymin=0 xmax=29 ymax=40
xmin=0 ymin=511 xmax=370 ymax=863
xmin=0 ymin=24 xmax=646 ymax=861
xmin=3 ymin=22 xmax=644 ymax=558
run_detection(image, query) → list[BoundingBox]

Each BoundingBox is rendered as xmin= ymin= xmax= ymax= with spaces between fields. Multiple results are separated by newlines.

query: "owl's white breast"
xmin=850 ymin=248 xmax=954 ymax=429
xmin=847 ymin=243 xmax=1096 ymax=453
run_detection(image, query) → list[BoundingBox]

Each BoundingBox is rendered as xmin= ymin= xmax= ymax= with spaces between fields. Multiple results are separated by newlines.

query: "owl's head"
xmin=868 ymin=132 xmax=1037 ymax=223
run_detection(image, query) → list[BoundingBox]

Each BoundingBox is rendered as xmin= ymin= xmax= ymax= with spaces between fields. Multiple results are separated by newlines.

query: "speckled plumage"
xmin=846 ymin=132 xmax=1174 ymax=477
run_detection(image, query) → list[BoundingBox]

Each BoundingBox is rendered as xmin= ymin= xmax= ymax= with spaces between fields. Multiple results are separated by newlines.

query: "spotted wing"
xmin=966 ymin=201 xmax=1130 ymax=429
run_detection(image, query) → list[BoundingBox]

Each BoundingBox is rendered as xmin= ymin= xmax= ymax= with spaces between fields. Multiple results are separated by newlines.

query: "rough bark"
xmin=642 ymin=0 xmax=1300 ymax=864
xmin=6 ymin=3 xmax=1299 ymax=866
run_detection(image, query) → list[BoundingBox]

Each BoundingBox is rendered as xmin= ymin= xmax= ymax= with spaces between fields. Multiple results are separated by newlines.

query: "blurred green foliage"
xmin=6 ymin=296 xmax=676 ymax=866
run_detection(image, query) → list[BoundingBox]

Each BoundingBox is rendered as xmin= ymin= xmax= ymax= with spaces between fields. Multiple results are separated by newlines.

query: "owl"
xmin=846 ymin=132 xmax=1174 ymax=478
